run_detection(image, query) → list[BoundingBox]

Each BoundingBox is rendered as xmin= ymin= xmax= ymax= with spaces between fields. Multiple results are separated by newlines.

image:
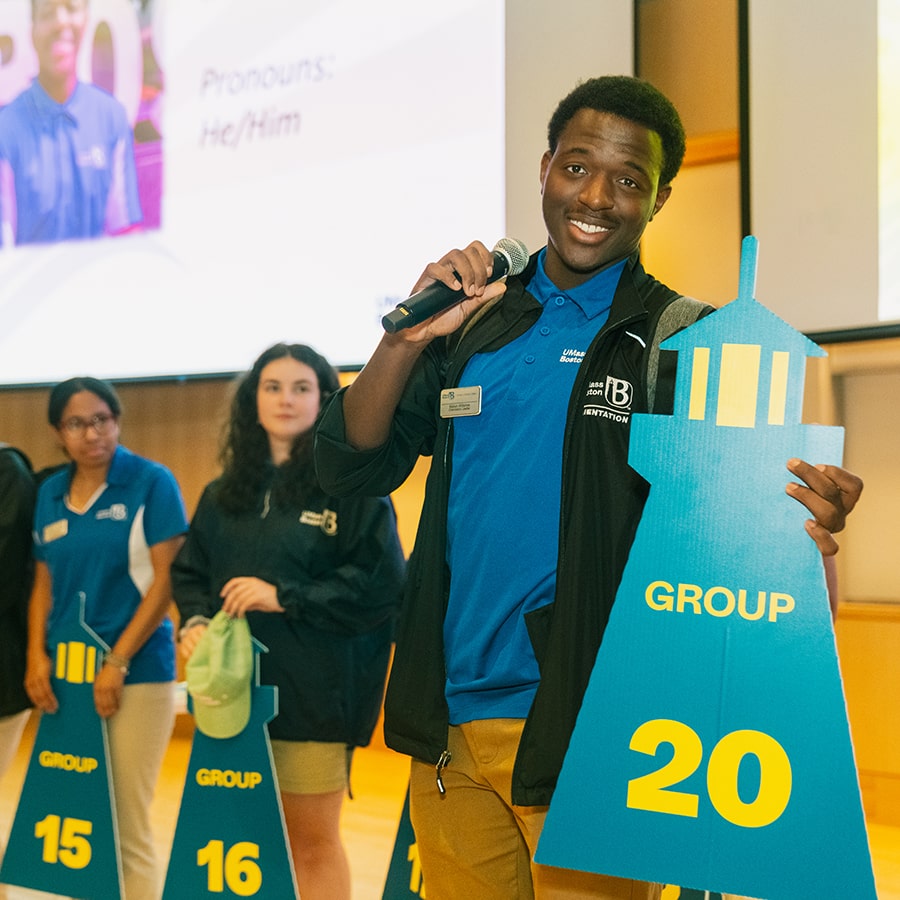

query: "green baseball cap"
xmin=186 ymin=611 xmax=253 ymax=740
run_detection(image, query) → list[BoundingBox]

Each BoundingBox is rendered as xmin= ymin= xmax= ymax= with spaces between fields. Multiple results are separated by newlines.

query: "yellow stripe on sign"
xmin=717 ymin=343 xmax=761 ymax=427
xmin=768 ymin=351 xmax=790 ymax=425
xmin=689 ymin=347 xmax=710 ymax=420
xmin=56 ymin=643 xmax=67 ymax=680
xmin=86 ymin=647 xmax=97 ymax=683
xmin=66 ymin=641 xmax=86 ymax=684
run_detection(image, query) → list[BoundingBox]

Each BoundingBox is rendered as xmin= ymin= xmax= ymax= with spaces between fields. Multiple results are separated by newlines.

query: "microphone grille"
xmin=494 ymin=238 xmax=530 ymax=276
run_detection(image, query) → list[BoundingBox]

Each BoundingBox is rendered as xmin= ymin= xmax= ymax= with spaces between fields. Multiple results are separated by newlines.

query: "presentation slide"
xmin=0 ymin=0 xmax=505 ymax=385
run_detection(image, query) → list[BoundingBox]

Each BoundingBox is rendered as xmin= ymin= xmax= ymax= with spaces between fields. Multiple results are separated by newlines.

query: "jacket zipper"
xmin=435 ymin=749 xmax=452 ymax=795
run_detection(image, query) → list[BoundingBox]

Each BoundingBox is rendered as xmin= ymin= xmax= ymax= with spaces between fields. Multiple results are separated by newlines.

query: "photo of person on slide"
xmin=0 ymin=0 xmax=143 ymax=247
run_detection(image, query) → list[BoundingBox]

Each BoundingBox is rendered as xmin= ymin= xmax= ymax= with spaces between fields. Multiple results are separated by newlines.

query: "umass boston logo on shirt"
xmin=95 ymin=503 xmax=128 ymax=521
xmin=582 ymin=375 xmax=635 ymax=424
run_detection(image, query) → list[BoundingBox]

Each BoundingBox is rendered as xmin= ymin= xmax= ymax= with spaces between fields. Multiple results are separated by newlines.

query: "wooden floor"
xmin=2 ymin=713 xmax=899 ymax=899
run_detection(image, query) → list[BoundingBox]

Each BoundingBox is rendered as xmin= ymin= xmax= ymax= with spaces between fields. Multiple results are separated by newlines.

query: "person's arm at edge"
xmin=0 ymin=450 xmax=35 ymax=617
xmin=25 ymin=561 xmax=57 ymax=714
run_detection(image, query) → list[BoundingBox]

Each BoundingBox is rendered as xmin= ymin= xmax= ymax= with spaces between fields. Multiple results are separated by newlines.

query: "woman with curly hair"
xmin=172 ymin=343 xmax=405 ymax=899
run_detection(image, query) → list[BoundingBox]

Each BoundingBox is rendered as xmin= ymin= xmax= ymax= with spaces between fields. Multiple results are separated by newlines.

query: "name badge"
xmin=43 ymin=519 xmax=68 ymax=543
xmin=440 ymin=386 xmax=482 ymax=418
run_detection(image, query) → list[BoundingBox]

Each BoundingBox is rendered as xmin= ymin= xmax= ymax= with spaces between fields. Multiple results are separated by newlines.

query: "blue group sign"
xmin=163 ymin=648 xmax=298 ymax=899
xmin=536 ymin=238 xmax=877 ymax=899
xmin=0 ymin=602 xmax=124 ymax=900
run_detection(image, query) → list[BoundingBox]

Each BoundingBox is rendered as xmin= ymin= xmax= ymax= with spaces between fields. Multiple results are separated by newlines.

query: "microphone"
xmin=382 ymin=238 xmax=529 ymax=334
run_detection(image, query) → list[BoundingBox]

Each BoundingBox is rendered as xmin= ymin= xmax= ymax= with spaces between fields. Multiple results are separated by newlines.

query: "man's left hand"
xmin=786 ymin=459 xmax=863 ymax=556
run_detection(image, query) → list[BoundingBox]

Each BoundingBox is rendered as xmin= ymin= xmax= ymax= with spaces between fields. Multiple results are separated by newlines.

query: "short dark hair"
xmin=547 ymin=75 xmax=686 ymax=187
xmin=48 ymin=376 xmax=122 ymax=427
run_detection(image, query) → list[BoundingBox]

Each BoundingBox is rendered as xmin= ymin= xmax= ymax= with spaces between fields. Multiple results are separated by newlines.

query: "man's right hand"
xmin=394 ymin=240 xmax=509 ymax=343
xmin=342 ymin=240 xmax=509 ymax=450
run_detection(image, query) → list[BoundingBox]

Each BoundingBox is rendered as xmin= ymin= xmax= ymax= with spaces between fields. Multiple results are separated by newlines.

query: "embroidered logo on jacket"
xmin=299 ymin=508 xmax=338 ymax=535
xmin=582 ymin=376 xmax=634 ymax=424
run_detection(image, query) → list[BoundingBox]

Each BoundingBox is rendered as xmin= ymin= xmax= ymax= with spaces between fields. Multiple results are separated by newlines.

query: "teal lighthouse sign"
xmin=536 ymin=236 xmax=876 ymax=899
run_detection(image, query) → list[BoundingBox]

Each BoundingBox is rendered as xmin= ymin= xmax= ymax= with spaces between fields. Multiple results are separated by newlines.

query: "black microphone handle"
xmin=382 ymin=249 xmax=513 ymax=334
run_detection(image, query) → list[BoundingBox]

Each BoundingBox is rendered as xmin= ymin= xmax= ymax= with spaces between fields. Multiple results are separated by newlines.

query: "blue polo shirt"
xmin=444 ymin=251 xmax=626 ymax=724
xmin=0 ymin=79 xmax=142 ymax=246
xmin=33 ymin=446 xmax=187 ymax=683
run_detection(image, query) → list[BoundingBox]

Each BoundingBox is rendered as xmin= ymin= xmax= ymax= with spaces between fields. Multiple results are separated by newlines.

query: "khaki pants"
xmin=409 ymin=718 xmax=662 ymax=900
xmin=107 ymin=681 xmax=175 ymax=900
xmin=0 ymin=708 xmax=31 ymax=782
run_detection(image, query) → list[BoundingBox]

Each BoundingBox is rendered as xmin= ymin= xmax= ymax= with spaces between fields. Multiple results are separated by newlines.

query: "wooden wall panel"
xmin=836 ymin=603 xmax=900 ymax=825
xmin=0 ymin=379 xmax=232 ymax=516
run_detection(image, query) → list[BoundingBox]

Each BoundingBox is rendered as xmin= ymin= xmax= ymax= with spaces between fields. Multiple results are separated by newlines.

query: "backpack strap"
xmin=646 ymin=295 xmax=710 ymax=413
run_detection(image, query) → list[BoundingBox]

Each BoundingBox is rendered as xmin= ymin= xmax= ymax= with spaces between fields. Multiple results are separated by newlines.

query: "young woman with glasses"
xmin=25 ymin=376 xmax=187 ymax=900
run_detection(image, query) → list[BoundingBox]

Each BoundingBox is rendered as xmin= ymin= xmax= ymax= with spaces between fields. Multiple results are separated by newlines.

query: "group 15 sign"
xmin=0 ymin=611 xmax=124 ymax=899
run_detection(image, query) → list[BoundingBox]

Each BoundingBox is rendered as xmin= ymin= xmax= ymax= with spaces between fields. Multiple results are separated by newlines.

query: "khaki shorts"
xmin=270 ymin=739 xmax=352 ymax=795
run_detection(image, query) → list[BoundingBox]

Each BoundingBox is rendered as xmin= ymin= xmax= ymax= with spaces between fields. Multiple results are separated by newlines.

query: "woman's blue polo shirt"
xmin=33 ymin=445 xmax=187 ymax=683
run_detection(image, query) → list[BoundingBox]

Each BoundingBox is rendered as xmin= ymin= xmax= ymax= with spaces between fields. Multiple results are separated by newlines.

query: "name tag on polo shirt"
xmin=42 ymin=519 xmax=68 ymax=543
xmin=440 ymin=386 xmax=482 ymax=418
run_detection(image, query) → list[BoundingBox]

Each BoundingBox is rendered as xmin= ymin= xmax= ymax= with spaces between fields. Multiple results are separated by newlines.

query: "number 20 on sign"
xmin=626 ymin=719 xmax=791 ymax=828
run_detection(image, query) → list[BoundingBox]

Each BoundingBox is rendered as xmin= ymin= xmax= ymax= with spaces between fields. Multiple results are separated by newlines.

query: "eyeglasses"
xmin=59 ymin=413 xmax=116 ymax=436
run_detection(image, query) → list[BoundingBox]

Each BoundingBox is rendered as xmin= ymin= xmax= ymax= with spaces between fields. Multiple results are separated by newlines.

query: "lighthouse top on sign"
xmin=661 ymin=235 xmax=827 ymax=430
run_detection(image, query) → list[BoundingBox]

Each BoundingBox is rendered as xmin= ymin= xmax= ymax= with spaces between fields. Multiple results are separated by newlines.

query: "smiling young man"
xmin=314 ymin=76 xmax=862 ymax=900
xmin=0 ymin=0 xmax=143 ymax=246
